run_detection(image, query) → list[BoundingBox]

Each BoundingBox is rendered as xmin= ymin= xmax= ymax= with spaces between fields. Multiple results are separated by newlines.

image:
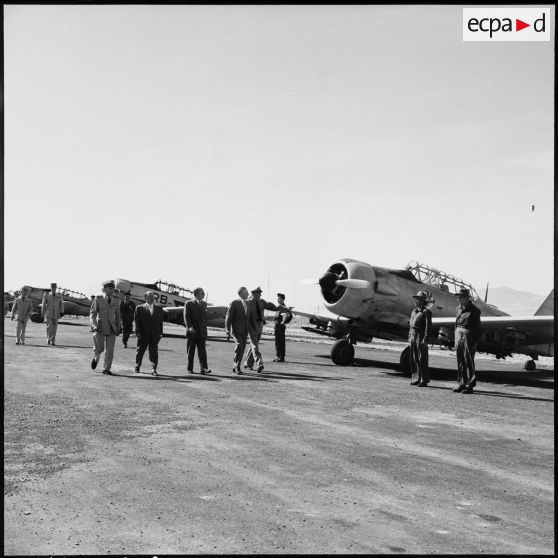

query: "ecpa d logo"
xmin=463 ymin=8 xmax=551 ymax=41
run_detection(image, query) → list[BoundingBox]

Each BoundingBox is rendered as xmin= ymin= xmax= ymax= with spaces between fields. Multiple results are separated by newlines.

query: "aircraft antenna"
xmin=484 ymin=283 xmax=489 ymax=303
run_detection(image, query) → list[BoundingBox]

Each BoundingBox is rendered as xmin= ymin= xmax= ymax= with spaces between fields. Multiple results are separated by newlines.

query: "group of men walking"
xmin=407 ymin=287 xmax=481 ymax=394
xmin=85 ymin=281 xmax=293 ymax=377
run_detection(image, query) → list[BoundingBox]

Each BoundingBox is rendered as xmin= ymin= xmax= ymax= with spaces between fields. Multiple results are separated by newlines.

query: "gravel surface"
xmin=4 ymin=319 xmax=554 ymax=554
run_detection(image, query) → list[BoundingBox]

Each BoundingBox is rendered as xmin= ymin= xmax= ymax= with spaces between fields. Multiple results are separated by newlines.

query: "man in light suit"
xmin=134 ymin=291 xmax=164 ymax=376
xmin=42 ymin=282 xmax=64 ymax=345
xmin=245 ymin=286 xmax=277 ymax=373
xmin=184 ymin=287 xmax=212 ymax=375
xmin=90 ymin=280 xmax=121 ymax=375
xmin=11 ymin=286 xmax=34 ymax=345
xmin=225 ymin=286 xmax=255 ymax=375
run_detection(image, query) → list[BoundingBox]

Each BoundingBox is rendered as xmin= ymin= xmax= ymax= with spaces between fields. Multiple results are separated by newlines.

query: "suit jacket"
xmin=90 ymin=295 xmax=121 ymax=335
xmin=184 ymin=299 xmax=208 ymax=339
xmin=42 ymin=292 xmax=64 ymax=319
xmin=225 ymin=298 xmax=254 ymax=337
xmin=247 ymin=297 xmax=277 ymax=337
xmin=134 ymin=303 xmax=164 ymax=342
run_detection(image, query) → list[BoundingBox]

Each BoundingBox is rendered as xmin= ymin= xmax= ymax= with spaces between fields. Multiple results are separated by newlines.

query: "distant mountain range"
xmin=485 ymin=286 xmax=549 ymax=316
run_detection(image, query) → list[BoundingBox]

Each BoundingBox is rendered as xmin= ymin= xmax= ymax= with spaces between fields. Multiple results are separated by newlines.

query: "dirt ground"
xmin=3 ymin=318 xmax=554 ymax=554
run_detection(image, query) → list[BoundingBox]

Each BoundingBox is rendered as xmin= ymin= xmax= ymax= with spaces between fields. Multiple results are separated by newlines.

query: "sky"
xmin=3 ymin=5 xmax=554 ymax=311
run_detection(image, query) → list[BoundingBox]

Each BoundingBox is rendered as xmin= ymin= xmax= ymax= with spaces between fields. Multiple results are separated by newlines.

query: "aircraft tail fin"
xmin=534 ymin=290 xmax=554 ymax=316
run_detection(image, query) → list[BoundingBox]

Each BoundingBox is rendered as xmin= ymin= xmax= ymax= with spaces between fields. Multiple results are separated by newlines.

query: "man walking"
xmin=42 ymin=282 xmax=64 ymax=345
xmin=272 ymin=293 xmax=293 ymax=363
xmin=120 ymin=293 xmax=136 ymax=348
xmin=11 ymin=286 xmax=34 ymax=345
xmin=90 ymin=280 xmax=122 ymax=376
xmin=245 ymin=287 xmax=277 ymax=373
xmin=184 ymin=287 xmax=212 ymax=375
xmin=134 ymin=291 xmax=164 ymax=375
xmin=225 ymin=286 xmax=254 ymax=374
xmin=453 ymin=288 xmax=481 ymax=394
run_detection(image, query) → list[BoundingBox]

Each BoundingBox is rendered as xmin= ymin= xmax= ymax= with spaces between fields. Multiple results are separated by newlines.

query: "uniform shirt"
xmin=12 ymin=296 xmax=34 ymax=321
xmin=409 ymin=306 xmax=432 ymax=342
xmin=42 ymin=291 xmax=64 ymax=319
xmin=455 ymin=301 xmax=481 ymax=340
xmin=274 ymin=303 xmax=293 ymax=326
xmin=120 ymin=300 xmax=136 ymax=322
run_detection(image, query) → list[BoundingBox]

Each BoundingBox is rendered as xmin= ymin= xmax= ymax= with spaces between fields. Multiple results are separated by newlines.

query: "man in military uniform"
xmin=408 ymin=291 xmax=432 ymax=387
xmin=120 ymin=293 xmax=136 ymax=348
xmin=11 ymin=286 xmax=34 ymax=345
xmin=453 ymin=287 xmax=481 ymax=394
xmin=245 ymin=287 xmax=277 ymax=373
xmin=90 ymin=280 xmax=122 ymax=376
xmin=273 ymin=293 xmax=293 ymax=363
xmin=41 ymin=282 xmax=64 ymax=345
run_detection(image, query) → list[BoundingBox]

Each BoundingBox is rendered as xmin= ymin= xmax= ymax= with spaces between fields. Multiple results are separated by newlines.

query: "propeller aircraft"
xmin=298 ymin=259 xmax=554 ymax=372
xmin=114 ymin=279 xmax=227 ymax=328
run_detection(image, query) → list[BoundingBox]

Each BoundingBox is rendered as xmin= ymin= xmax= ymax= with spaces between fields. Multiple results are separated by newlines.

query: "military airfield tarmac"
xmin=4 ymin=319 xmax=554 ymax=555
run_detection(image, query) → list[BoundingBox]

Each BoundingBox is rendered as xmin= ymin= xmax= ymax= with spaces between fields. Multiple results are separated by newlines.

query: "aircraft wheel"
xmin=30 ymin=312 xmax=44 ymax=323
xmin=331 ymin=339 xmax=355 ymax=365
xmin=524 ymin=359 xmax=536 ymax=372
xmin=400 ymin=346 xmax=411 ymax=377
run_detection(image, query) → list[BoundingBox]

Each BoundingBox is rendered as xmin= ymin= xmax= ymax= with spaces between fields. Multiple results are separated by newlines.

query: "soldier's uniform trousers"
xmin=122 ymin=320 xmax=134 ymax=346
xmin=455 ymin=327 xmax=477 ymax=388
xmin=275 ymin=324 xmax=286 ymax=359
xmin=245 ymin=331 xmax=263 ymax=369
xmin=93 ymin=332 xmax=116 ymax=371
xmin=409 ymin=330 xmax=429 ymax=383
xmin=46 ymin=318 xmax=59 ymax=344
xmin=16 ymin=319 xmax=30 ymax=343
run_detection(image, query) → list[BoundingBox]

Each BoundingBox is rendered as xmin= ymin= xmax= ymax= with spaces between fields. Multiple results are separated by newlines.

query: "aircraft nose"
xmin=318 ymin=271 xmax=338 ymax=292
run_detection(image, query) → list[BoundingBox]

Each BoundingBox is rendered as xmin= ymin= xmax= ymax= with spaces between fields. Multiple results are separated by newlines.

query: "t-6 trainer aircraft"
xmin=299 ymin=259 xmax=554 ymax=372
xmin=114 ymin=278 xmax=227 ymax=328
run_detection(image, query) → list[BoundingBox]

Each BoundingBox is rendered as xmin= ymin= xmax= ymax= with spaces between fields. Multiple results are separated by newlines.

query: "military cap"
xmin=412 ymin=291 xmax=428 ymax=301
xmin=277 ymin=293 xmax=285 ymax=299
xmin=251 ymin=286 xmax=263 ymax=293
xmin=102 ymin=280 xmax=116 ymax=289
xmin=456 ymin=288 xmax=471 ymax=297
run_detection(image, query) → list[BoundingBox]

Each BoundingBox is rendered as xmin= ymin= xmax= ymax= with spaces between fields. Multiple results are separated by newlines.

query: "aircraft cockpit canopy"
xmin=405 ymin=261 xmax=479 ymax=299
xmin=154 ymin=280 xmax=194 ymax=299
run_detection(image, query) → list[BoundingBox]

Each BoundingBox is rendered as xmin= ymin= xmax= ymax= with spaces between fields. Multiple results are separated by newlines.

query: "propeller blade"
xmin=335 ymin=279 xmax=371 ymax=289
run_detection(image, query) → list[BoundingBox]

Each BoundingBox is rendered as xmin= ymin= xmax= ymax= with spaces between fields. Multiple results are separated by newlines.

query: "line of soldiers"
xmin=408 ymin=287 xmax=481 ymax=394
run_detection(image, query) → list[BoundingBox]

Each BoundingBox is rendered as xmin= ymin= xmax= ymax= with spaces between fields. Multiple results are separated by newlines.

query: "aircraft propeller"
xmin=299 ymin=271 xmax=370 ymax=291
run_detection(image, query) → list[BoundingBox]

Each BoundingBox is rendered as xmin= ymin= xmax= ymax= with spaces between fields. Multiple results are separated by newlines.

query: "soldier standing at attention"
xmin=11 ymin=286 xmax=34 ymax=345
xmin=273 ymin=293 xmax=293 ymax=363
xmin=453 ymin=288 xmax=481 ymax=394
xmin=120 ymin=293 xmax=136 ymax=348
xmin=42 ymin=282 xmax=64 ymax=345
xmin=90 ymin=280 xmax=122 ymax=376
xmin=408 ymin=291 xmax=432 ymax=387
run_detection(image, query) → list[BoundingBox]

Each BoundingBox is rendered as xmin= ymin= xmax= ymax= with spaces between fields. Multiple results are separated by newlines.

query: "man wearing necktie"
xmin=134 ymin=291 xmax=164 ymax=375
xmin=225 ymin=286 xmax=255 ymax=374
xmin=245 ymin=286 xmax=278 ymax=373
xmin=89 ymin=280 xmax=121 ymax=375
xmin=184 ymin=287 xmax=212 ymax=374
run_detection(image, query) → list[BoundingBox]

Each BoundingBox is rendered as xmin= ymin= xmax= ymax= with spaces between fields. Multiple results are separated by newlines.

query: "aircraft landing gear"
xmin=30 ymin=312 xmax=44 ymax=323
xmin=524 ymin=359 xmax=536 ymax=372
xmin=331 ymin=339 xmax=355 ymax=365
xmin=400 ymin=346 xmax=411 ymax=377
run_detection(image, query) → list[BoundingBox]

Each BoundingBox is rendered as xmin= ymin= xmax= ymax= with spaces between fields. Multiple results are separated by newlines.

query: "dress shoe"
xmin=453 ymin=385 xmax=465 ymax=393
xmin=410 ymin=380 xmax=420 ymax=385
xmin=102 ymin=370 xmax=113 ymax=375
xmin=91 ymin=358 xmax=98 ymax=370
xmin=418 ymin=382 xmax=428 ymax=387
xmin=48 ymin=340 xmax=51 ymax=345
xmin=203 ymin=369 xmax=212 ymax=374
xmin=462 ymin=387 xmax=474 ymax=394
xmin=233 ymin=367 xmax=242 ymax=375
xmin=187 ymin=368 xmax=194 ymax=374
xmin=244 ymin=364 xmax=253 ymax=370
xmin=134 ymin=365 xmax=140 ymax=373
xmin=21 ymin=341 xmax=25 ymax=345
xmin=151 ymin=370 xmax=159 ymax=376
xmin=51 ymin=342 xmax=56 ymax=346
xmin=257 ymin=364 xmax=264 ymax=373
xmin=16 ymin=340 xmax=20 ymax=345
xmin=277 ymin=358 xmax=285 ymax=362
xmin=123 ymin=343 xmax=127 ymax=348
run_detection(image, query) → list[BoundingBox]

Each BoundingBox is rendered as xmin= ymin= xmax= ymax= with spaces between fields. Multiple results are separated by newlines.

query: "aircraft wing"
xmin=292 ymin=310 xmax=351 ymax=338
xmin=162 ymin=305 xmax=227 ymax=328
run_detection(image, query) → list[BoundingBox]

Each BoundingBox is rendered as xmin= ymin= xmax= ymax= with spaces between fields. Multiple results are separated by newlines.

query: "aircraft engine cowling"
xmin=320 ymin=259 xmax=376 ymax=319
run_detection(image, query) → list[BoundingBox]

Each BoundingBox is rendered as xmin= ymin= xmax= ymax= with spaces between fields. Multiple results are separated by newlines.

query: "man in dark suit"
xmin=225 ymin=286 xmax=254 ymax=375
xmin=134 ymin=291 xmax=164 ymax=376
xmin=184 ymin=287 xmax=212 ymax=375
